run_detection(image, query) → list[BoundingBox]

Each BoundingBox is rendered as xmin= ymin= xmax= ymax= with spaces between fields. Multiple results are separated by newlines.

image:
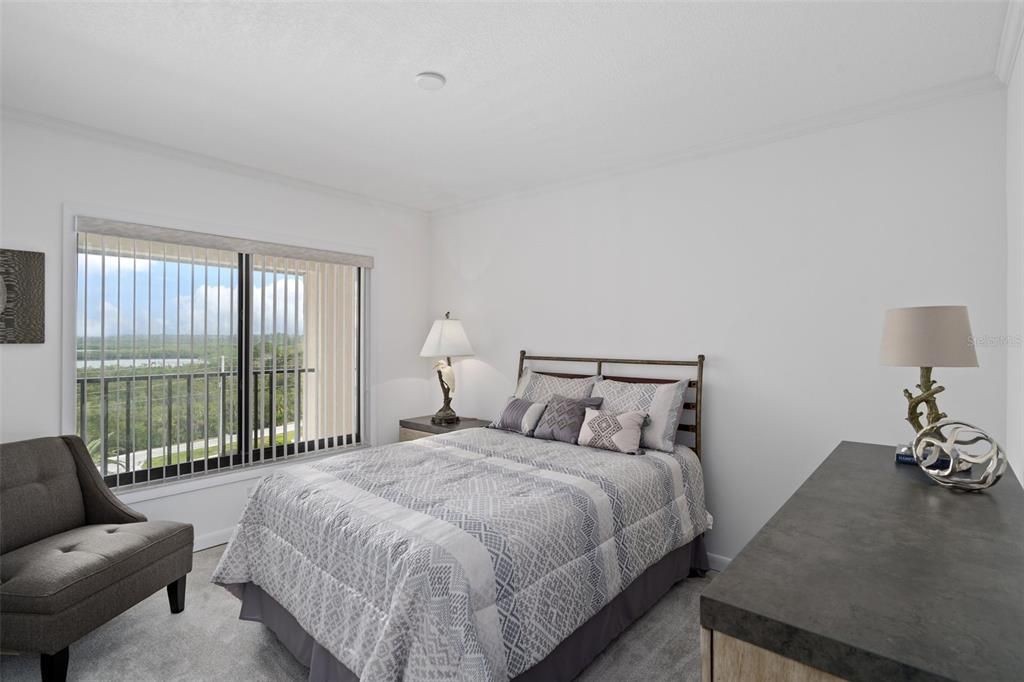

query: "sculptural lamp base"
xmin=431 ymin=407 xmax=460 ymax=426
xmin=429 ymin=353 xmax=461 ymax=425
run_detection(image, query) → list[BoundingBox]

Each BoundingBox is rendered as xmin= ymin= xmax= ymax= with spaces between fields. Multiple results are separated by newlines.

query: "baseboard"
xmin=194 ymin=527 xmax=234 ymax=551
xmin=707 ymin=552 xmax=732 ymax=573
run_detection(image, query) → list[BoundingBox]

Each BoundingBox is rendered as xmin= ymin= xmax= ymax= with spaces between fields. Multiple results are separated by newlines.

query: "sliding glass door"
xmin=249 ymin=254 xmax=360 ymax=461
xmin=74 ymin=219 xmax=365 ymax=487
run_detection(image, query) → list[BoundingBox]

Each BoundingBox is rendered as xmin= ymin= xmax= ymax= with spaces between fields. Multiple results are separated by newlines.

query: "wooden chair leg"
xmin=40 ymin=647 xmax=69 ymax=682
xmin=166 ymin=575 xmax=187 ymax=614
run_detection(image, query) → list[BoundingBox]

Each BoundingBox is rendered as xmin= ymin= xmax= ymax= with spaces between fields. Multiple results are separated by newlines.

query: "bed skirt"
xmin=230 ymin=534 xmax=708 ymax=682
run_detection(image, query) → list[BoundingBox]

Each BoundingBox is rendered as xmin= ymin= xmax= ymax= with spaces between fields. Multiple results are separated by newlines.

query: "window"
xmin=74 ymin=217 xmax=369 ymax=487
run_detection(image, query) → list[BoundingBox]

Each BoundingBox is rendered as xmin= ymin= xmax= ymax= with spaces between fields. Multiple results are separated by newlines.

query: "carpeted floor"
xmin=1 ymin=546 xmax=712 ymax=681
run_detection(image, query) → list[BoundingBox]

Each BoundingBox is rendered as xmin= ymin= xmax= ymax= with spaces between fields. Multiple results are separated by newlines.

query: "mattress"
xmin=212 ymin=428 xmax=711 ymax=682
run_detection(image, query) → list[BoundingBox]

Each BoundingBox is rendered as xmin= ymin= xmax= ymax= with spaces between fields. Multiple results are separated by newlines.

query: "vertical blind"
xmin=74 ymin=217 xmax=368 ymax=487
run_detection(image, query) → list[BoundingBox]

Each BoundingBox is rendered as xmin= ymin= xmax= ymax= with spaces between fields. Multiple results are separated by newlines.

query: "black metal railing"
xmin=74 ymin=367 xmax=357 ymax=487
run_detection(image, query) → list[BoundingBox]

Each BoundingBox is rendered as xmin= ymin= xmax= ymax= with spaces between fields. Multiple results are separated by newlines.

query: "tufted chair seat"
xmin=1 ymin=521 xmax=193 ymax=614
xmin=0 ymin=436 xmax=193 ymax=682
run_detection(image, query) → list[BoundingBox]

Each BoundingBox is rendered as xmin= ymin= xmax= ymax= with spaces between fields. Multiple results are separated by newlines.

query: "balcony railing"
xmin=76 ymin=366 xmax=325 ymax=485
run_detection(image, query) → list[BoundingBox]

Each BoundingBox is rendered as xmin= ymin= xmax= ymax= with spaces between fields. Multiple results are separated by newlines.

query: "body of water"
xmin=78 ymin=357 xmax=205 ymax=369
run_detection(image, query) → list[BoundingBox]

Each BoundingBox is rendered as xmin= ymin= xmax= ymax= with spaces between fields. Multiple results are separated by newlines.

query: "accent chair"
xmin=0 ymin=435 xmax=194 ymax=682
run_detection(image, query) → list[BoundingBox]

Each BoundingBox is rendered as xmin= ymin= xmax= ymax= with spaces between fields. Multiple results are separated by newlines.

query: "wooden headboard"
xmin=516 ymin=351 xmax=705 ymax=458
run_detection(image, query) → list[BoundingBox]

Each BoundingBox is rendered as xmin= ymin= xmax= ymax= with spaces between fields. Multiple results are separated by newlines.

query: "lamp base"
xmin=431 ymin=406 xmax=460 ymax=426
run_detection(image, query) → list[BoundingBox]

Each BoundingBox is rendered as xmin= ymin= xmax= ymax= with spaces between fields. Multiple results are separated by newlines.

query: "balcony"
xmin=76 ymin=362 xmax=355 ymax=487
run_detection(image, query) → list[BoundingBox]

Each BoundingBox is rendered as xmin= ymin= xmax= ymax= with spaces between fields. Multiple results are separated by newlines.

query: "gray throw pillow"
xmin=534 ymin=395 xmax=604 ymax=444
xmin=489 ymin=397 xmax=548 ymax=436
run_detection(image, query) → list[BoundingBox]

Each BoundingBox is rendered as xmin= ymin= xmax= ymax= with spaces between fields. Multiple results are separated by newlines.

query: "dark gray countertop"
xmin=700 ymin=441 xmax=1024 ymax=682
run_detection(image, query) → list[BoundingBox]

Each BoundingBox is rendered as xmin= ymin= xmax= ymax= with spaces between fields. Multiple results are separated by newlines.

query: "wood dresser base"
xmin=701 ymin=627 xmax=842 ymax=682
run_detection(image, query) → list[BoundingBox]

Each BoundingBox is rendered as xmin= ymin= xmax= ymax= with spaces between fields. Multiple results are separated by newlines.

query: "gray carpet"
xmin=1 ymin=546 xmax=712 ymax=681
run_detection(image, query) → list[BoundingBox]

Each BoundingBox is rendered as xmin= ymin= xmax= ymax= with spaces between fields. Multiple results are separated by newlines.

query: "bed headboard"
xmin=516 ymin=351 xmax=705 ymax=458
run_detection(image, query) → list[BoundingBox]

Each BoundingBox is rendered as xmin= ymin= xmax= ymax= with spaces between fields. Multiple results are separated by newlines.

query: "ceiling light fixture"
xmin=415 ymin=72 xmax=446 ymax=91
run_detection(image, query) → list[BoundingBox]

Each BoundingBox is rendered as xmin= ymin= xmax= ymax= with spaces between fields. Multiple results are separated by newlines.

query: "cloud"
xmin=252 ymin=274 xmax=305 ymax=335
xmin=79 ymin=261 xmax=310 ymax=340
xmin=187 ymin=284 xmax=236 ymax=336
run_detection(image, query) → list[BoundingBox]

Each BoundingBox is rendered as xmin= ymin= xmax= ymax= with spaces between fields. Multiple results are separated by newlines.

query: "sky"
xmin=76 ymin=252 xmax=309 ymax=340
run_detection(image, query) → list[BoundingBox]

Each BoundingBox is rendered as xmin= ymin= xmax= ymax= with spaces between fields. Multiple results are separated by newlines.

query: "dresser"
xmin=700 ymin=440 xmax=1023 ymax=681
xmin=398 ymin=415 xmax=491 ymax=442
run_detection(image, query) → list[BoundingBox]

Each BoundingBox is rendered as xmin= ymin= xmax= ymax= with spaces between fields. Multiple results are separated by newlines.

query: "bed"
xmin=212 ymin=353 xmax=711 ymax=682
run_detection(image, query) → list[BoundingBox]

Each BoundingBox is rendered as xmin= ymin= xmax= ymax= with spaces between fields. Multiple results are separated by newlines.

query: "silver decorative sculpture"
xmin=912 ymin=419 xmax=1007 ymax=491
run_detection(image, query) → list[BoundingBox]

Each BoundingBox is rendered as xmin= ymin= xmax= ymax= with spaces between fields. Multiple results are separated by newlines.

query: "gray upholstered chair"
xmin=0 ymin=436 xmax=194 ymax=682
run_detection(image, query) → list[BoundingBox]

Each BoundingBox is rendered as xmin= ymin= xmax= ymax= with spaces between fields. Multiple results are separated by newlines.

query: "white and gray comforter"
xmin=212 ymin=428 xmax=711 ymax=682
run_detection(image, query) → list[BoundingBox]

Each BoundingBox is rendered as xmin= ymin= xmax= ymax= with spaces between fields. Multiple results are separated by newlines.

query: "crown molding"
xmin=3 ymin=68 xmax=1005 ymax=221
xmin=996 ymin=0 xmax=1024 ymax=84
xmin=1 ymin=106 xmax=427 ymax=217
xmin=431 ymin=73 xmax=1003 ymax=217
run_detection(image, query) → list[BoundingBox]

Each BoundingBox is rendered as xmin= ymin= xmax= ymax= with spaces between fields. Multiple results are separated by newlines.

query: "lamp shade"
xmin=880 ymin=305 xmax=978 ymax=368
xmin=419 ymin=317 xmax=474 ymax=358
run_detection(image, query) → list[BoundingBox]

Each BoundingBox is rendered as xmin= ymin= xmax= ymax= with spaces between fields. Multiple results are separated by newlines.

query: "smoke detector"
xmin=415 ymin=72 xmax=446 ymax=91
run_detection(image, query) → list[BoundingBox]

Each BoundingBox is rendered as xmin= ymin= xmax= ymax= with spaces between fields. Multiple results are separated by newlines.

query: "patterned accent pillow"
xmin=592 ymin=379 xmax=687 ymax=452
xmin=533 ymin=395 xmax=604 ymax=444
xmin=578 ymin=408 xmax=646 ymax=455
xmin=515 ymin=369 xmax=600 ymax=403
xmin=489 ymin=397 xmax=548 ymax=436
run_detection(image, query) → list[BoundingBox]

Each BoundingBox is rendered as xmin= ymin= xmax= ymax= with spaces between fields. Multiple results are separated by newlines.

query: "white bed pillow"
xmin=578 ymin=409 xmax=646 ymax=455
xmin=514 ymin=369 xmax=600 ymax=403
xmin=591 ymin=379 xmax=686 ymax=452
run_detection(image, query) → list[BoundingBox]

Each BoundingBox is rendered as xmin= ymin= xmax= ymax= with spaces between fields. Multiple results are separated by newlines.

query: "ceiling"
xmin=1 ymin=1 xmax=1012 ymax=212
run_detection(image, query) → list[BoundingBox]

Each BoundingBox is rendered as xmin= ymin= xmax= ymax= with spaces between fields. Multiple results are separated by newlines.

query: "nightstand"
xmin=398 ymin=415 xmax=491 ymax=442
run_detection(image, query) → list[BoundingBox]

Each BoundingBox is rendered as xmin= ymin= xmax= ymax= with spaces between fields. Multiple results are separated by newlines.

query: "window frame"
xmin=61 ymin=205 xmax=371 ymax=489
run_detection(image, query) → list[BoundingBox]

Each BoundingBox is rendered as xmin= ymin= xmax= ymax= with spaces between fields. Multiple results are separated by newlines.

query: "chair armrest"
xmin=62 ymin=436 xmax=147 ymax=524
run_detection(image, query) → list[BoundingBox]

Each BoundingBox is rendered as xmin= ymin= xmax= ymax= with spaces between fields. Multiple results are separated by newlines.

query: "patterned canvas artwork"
xmin=0 ymin=249 xmax=45 ymax=344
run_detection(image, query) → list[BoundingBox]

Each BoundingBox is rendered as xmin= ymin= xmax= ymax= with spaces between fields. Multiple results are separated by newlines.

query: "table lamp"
xmin=879 ymin=305 xmax=978 ymax=433
xmin=419 ymin=312 xmax=474 ymax=425
xmin=879 ymin=305 xmax=1005 ymax=491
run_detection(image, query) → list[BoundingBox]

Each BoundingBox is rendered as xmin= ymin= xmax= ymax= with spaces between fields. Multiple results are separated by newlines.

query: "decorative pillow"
xmin=490 ymin=397 xmax=548 ymax=436
xmin=515 ymin=368 xmax=600 ymax=403
xmin=592 ymin=379 xmax=687 ymax=452
xmin=578 ymin=409 xmax=646 ymax=455
xmin=534 ymin=395 xmax=604 ymax=444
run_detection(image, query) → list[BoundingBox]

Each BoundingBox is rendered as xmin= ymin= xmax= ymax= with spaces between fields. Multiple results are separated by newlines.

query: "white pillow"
xmin=578 ymin=409 xmax=646 ymax=455
xmin=591 ymin=379 xmax=686 ymax=452
xmin=515 ymin=369 xmax=600 ymax=403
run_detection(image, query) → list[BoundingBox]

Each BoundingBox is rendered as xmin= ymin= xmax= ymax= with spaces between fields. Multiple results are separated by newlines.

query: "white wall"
xmin=1006 ymin=36 xmax=1024 ymax=486
xmin=429 ymin=91 xmax=1008 ymax=563
xmin=0 ymin=116 xmax=434 ymax=547
xmin=0 ymin=91 xmax=1011 ymax=560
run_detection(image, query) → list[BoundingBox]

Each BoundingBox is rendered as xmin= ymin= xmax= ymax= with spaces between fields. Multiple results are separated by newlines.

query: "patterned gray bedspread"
xmin=212 ymin=428 xmax=711 ymax=682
